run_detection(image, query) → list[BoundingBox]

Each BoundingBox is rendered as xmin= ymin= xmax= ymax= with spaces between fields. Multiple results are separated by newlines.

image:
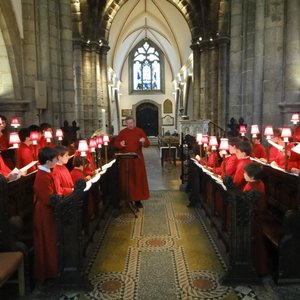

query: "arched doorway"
xmin=136 ymin=103 xmax=158 ymax=136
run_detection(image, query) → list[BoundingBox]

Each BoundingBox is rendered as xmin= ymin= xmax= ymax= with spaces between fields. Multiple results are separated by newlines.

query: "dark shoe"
xmin=135 ymin=201 xmax=143 ymax=208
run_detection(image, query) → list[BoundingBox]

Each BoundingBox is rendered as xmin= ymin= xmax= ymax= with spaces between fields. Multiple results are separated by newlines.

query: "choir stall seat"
xmin=0 ymin=251 xmax=25 ymax=296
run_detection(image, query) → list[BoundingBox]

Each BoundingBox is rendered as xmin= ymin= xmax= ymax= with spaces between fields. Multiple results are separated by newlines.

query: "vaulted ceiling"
xmin=71 ymin=0 xmax=229 ymax=80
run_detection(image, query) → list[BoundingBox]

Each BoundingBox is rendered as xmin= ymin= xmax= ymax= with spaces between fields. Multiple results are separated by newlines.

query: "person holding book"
xmin=33 ymin=146 xmax=58 ymax=282
xmin=52 ymin=145 xmax=74 ymax=196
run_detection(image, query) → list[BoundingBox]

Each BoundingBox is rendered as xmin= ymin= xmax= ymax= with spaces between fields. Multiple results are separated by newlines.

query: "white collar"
xmin=38 ymin=165 xmax=51 ymax=173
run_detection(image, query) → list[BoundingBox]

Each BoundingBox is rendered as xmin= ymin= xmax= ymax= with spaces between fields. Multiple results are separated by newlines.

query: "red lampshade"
xmin=103 ymin=134 xmax=110 ymax=145
xmin=281 ymin=127 xmax=292 ymax=142
xmin=96 ymin=136 xmax=103 ymax=148
xmin=209 ymin=136 xmax=218 ymax=150
xmin=264 ymin=126 xmax=274 ymax=140
xmin=11 ymin=117 xmax=20 ymax=129
xmin=89 ymin=138 xmax=97 ymax=152
xmin=55 ymin=129 xmax=64 ymax=140
xmin=201 ymin=135 xmax=209 ymax=146
xmin=219 ymin=138 xmax=229 ymax=151
xmin=251 ymin=125 xmax=260 ymax=138
xmin=239 ymin=125 xmax=247 ymax=136
xmin=30 ymin=131 xmax=40 ymax=145
xmin=44 ymin=130 xmax=53 ymax=143
xmin=9 ymin=132 xmax=21 ymax=148
xmin=291 ymin=113 xmax=300 ymax=125
xmin=196 ymin=133 xmax=203 ymax=144
xmin=78 ymin=140 xmax=89 ymax=156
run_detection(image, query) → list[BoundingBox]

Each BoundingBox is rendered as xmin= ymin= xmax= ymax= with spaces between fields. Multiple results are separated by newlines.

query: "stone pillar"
xmin=190 ymin=44 xmax=201 ymax=120
xmin=217 ymin=36 xmax=230 ymax=129
xmin=252 ymin=0 xmax=265 ymax=125
xmin=73 ymin=41 xmax=85 ymax=136
xmin=280 ymin=0 xmax=300 ymax=123
xmin=59 ymin=0 xmax=75 ymax=124
xmin=99 ymin=43 xmax=111 ymax=134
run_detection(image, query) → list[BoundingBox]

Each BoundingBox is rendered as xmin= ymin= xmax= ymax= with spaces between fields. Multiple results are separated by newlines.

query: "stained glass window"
xmin=132 ymin=41 xmax=161 ymax=91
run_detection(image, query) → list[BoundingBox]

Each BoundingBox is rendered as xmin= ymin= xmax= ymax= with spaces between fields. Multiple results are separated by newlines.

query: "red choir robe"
xmin=274 ymin=151 xmax=285 ymax=169
xmin=33 ymin=167 xmax=58 ymax=282
xmin=215 ymin=154 xmax=238 ymax=177
xmin=199 ymin=152 xmax=220 ymax=169
xmin=74 ymin=151 xmax=96 ymax=176
xmin=243 ymin=180 xmax=269 ymax=275
xmin=288 ymin=151 xmax=300 ymax=170
xmin=52 ymin=164 xmax=74 ymax=196
xmin=233 ymin=157 xmax=252 ymax=190
xmin=70 ymin=168 xmax=85 ymax=184
xmin=0 ymin=133 xmax=9 ymax=150
xmin=251 ymin=143 xmax=266 ymax=159
xmin=0 ymin=154 xmax=11 ymax=178
xmin=114 ymin=127 xmax=150 ymax=201
xmin=38 ymin=136 xmax=55 ymax=148
xmin=17 ymin=143 xmax=37 ymax=172
xmin=269 ymin=146 xmax=279 ymax=163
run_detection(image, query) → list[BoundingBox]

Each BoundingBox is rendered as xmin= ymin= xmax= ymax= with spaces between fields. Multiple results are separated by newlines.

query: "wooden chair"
xmin=0 ymin=251 xmax=25 ymax=296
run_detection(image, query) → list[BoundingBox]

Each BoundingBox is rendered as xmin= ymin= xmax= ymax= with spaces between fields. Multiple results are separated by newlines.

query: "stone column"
xmin=73 ymin=41 xmax=85 ymax=136
xmin=98 ymin=43 xmax=111 ymax=134
xmin=217 ymin=36 xmax=230 ymax=129
xmin=190 ymin=44 xmax=201 ymax=120
xmin=59 ymin=0 xmax=75 ymax=124
xmin=252 ymin=0 xmax=265 ymax=125
xmin=280 ymin=0 xmax=300 ymax=122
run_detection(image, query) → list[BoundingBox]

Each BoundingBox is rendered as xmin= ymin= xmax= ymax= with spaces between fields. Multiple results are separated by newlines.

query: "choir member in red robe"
xmin=33 ymin=146 xmax=58 ymax=282
xmin=38 ymin=123 xmax=55 ymax=148
xmin=0 ymin=115 xmax=9 ymax=150
xmin=233 ymin=141 xmax=252 ymax=190
xmin=243 ymin=162 xmax=269 ymax=276
xmin=28 ymin=124 xmax=42 ymax=161
xmin=288 ymin=146 xmax=300 ymax=173
xmin=74 ymin=150 xmax=96 ymax=177
xmin=52 ymin=146 xmax=74 ymax=196
xmin=114 ymin=116 xmax=150 ymax=208
xmin=251 ymin=134 xmax=266 ymax=159
xmin=17 ymin=128 xmax=37 ymax=173
xmin=197 ymin=146 xmax=220 ymax=169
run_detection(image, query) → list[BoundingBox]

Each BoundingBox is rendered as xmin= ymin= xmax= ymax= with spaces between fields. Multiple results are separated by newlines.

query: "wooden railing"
xmin=208 ymin=121 xmax=226 ymax=137
xmin=187 ymin=159 xmax=300 ymax=284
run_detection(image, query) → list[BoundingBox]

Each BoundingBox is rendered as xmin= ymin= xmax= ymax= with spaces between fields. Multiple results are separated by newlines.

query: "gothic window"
xmin=130 ymin=40 xmax=164 ymax=93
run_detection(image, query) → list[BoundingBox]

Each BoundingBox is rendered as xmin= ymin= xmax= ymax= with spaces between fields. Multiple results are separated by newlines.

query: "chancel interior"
xmin=1 ymin=0 xmax=300 ymax=299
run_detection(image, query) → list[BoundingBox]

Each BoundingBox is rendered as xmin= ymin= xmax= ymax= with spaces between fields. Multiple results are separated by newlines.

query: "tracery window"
xmin=131 ymin=40 xmax=164 ymax=93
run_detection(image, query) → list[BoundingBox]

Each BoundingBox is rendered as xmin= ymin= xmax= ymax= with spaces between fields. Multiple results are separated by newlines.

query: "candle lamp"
xmin=103 ymin=134 xmax=110 ymax=164
xmin=89 ymin=138 xmax=97 ymax=173
xmin=202 ymin=135 xmax=209 ymax=165
xmin=281 ymin=127 xmax=292 ymax=171
xmin=250 ymin=125 xmax=260 ymax=138
xmin=239 ymin=125 xmax=247 ymax=139
xmin=9 ymin=132 xmax=21 ymax=168
xmin=196 ymin=133 xmax=203 ymax=157
xmin=55 ymin=129 xmax=64 ymax=145
xmin=78 ymin=140 xmax=89 ymax=175
xmin=209 ymin=136 xmax=218 ymax=173
xmin=44 ymin=130 xmax=53 ymax=144
xmin=264 ymin=126 xmax=274 ymax=163
xmin=291 ymin=113 xmax=300 ymax=125
xmin=11 ymin=117 xmax=20 ymax=131
xmin=219 ymin=138 xmax=229 ymax=176
xmin=30 ymin=131 xmax=40 ymax=160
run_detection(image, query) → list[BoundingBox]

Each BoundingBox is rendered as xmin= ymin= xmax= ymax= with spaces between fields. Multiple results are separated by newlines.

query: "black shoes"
xmin=135 ymin=201 xmax=143 ymax=208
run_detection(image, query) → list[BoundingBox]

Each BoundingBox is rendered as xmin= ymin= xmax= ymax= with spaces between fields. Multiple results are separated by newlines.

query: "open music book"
xmin=267 ymin=139 xmax=283 ymax=151
xmin=8 ymin=160 xmax=38 ymax=182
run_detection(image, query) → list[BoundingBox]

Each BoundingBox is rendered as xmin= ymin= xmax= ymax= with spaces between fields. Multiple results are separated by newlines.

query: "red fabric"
xmin=215 ymin=154 xmax=238 ymax=177
xmin=243 ymin=180 xmax=269 ymax=275
xmin=74 ymin=151 xmax=96 ymax=176
xmin=274 ymin=151 xmax=285 ymax=169
xmin=251 ymin=143 xmax=266 ymax=159
xmin=199 ymin=152 xmax=219 ymax=168
xmin=30 ymin=144 xmax=41 ymax=161
xmin=33 ymin=169 xmax=58 ymax=282
xmin=0 ymin=134 xmax=9 ymax=150
xmin=52 ymin=164 xmax=74 ymax=196
xmin=288 ymin=151 xmax=300 ymax=170
xmin=233 ymin=157 xmax=251 ymax=190
xmin=17 ymin=143 xmax=37 ymax=172
xmin=114 ymin=127 xmax=150 ymax=201
xmin=70 ymin=168 xmax=85 ymax=184
xmin=269 ymin=146 xmax=279 ymax=162
xmin=38 ymin=136 xmax=55 ymax=148
xmin=0 ymin=155 xmax=11 ymax=178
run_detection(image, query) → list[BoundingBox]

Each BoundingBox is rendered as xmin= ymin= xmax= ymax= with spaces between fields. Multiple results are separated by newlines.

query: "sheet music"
xmin=20 ymin=160 xmax=38 ymax=173
xmin=267 ymin=139 xmax=283 ymax=151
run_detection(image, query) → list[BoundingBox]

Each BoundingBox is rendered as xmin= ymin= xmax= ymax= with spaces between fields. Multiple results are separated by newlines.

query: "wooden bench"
xmin=0 ymin=252 xmax=25 ymax=296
